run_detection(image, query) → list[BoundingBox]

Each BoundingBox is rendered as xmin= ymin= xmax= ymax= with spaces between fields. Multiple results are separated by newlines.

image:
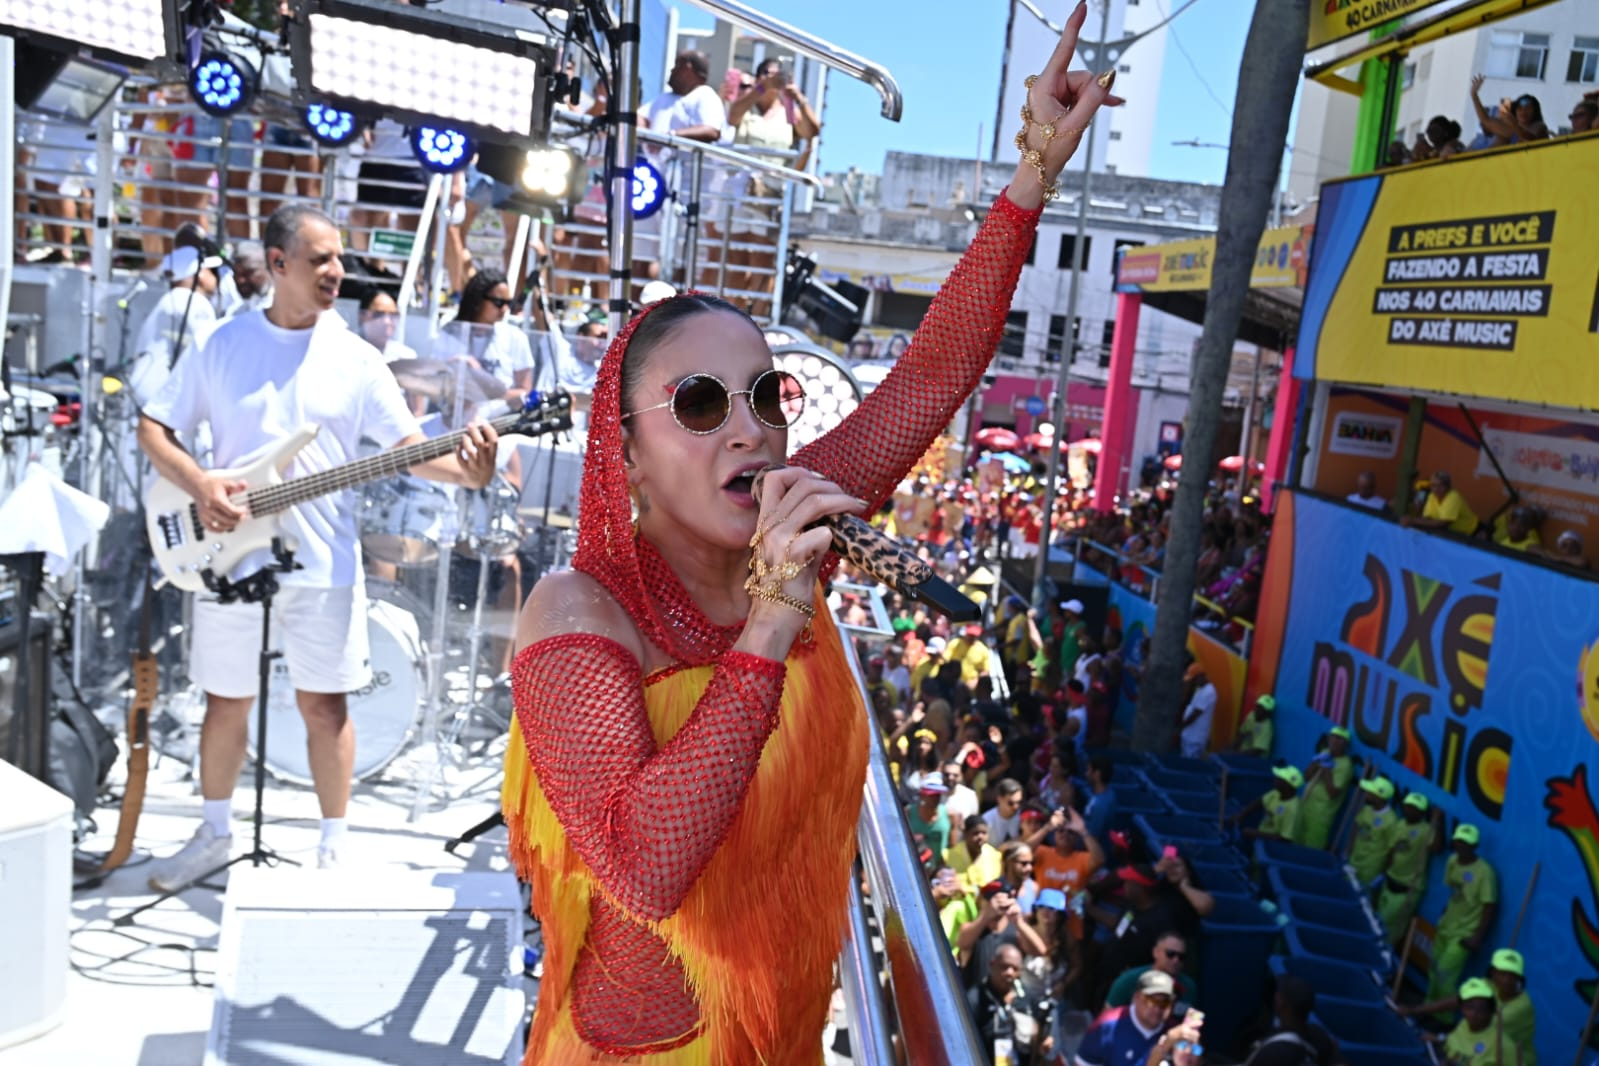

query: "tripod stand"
xmin=114 ymin=538 xmax=302 ymax=926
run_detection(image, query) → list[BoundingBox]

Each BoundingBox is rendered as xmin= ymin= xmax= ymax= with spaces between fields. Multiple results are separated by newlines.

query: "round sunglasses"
xmin=622 ymin=369 xmax=806 ymax=434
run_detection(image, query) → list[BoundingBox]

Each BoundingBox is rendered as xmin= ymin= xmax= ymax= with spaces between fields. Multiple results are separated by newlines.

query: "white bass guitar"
xmin=146 ymin=391 xmax=572 ymax=593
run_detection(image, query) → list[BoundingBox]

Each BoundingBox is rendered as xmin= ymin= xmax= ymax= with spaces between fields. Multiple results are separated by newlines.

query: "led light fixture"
xmin=771 ymin=344 xmax=863 ymax=451
xmin=304 ymin=102 xmax=360 ymax=147
xmin=0 ymin=0 xmax=167 ymax=62
xmin=631 ymin=158 xmax=666 ymax=221
xmin=410 ymin=126 xmax=474 ymax=174
xmin=189 ymin=48 xmax=257 ymax=117
xmin=520 ymin=147 xmax=577 ymax=200
xmin=288 ymin=0 xmax=555 ymax=144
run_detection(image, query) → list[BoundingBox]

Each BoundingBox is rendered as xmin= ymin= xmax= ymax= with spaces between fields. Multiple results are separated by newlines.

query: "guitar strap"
xmin=97 ymin=564 xmax=158 ymax=875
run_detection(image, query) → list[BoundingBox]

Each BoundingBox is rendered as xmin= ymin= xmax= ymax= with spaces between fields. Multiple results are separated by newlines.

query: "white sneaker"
xmin=316 ymin=844 xmax=341 ymax=869
xmin=149 ymin=823 xmax=232 ymax=892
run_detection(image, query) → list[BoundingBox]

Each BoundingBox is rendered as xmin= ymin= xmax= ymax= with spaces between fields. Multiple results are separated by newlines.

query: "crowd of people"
xmin=1385 ymin=80 xmax=1596 ymax=168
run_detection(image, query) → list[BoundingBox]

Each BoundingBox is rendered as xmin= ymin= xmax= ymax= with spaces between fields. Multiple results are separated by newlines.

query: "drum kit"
xmin=152 ymin=357 xmax=584 ymax=789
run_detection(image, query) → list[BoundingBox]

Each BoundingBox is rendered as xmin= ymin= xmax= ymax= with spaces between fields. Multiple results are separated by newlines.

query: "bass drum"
xmin=248 ymin=597 xmax=424 ymax=785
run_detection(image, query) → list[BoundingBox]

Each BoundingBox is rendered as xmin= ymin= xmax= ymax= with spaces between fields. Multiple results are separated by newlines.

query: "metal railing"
xmin=838 ymin=638 xmax=986 ymax=1065
xmin=1072 ymin=535 xmax=1258 ymax=656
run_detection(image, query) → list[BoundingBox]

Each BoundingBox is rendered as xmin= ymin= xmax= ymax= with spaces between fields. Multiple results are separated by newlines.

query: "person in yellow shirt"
xmin=1348 ymin=776 xmax=1400 ymax=886
xmin=1233 ymin=766 xmax=1304 ymax=842
xmin=1492 ymin=507 xmax=1541 ymax=552
xmin=910 ymin=636 xmax=947 ymax=698
xmin=937 ymin=815 xmax=1006 ymax=942
xmin=1232 ymin=694 xmax=1276 ymax=758
xmin=946 ymin=623 xmax=995 ymax=687
xmin=1406 ymin=471 xmax=1479 ymax=536
xmin=1441 ymin=979 xmax=1512 ymax=1066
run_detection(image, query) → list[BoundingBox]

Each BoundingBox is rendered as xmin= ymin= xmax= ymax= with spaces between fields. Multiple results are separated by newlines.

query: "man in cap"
xmin=1378 ymin=791 xmax=1443 ymax=943
xmin=1233 ymin=765 xmax=1304 ymax=843
xmin=1233 ymin=694 xmax=1276 ymax=758
xmin=129 ymin=244 xmax=221 ymax=408
xmin=1078 ymin=970 xmax=1203 ymax=1066
xmin=1349 ymin=775 xmax=1399 ymax=886
xmin=1001 ymin=595 xmax=1039 ymax=687
xmin=1057 ymin=598 xmax=1088 ymax=679
xmin=906 ymin=777 xmax=952 ymax=867
xmin=947 ymin=621 xmax=995 ymax=687
xmin=910 ymin=635 xmax=948 ymax=700
xmin=1442 ymin=978 xmax=1509 ymax=1066
xmin=1399 ymin=947 xmax=1535 ymax=1060
xmin=1427 ymin=823 xmax=1500 ymax=1011
xmin=1178 ymin=663 xmax=1218 ymax=758
xmin=1299 ymin=727 xmax=1355 ymax=850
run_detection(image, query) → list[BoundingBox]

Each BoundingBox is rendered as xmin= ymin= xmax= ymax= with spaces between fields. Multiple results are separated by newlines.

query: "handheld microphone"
xmin=752 ymin=466 xmax=981 ymax=622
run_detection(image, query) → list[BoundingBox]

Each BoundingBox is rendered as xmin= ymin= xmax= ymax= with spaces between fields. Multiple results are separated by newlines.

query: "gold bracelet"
xmin=744 ymin=573 xmax=816 ymax=619
xmin=1015 ymin=73 xmax=1093 ymax=202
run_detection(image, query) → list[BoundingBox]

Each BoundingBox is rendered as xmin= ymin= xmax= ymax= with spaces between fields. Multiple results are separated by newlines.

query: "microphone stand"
xmin=113 ymin=538 xmax=302 ymax=926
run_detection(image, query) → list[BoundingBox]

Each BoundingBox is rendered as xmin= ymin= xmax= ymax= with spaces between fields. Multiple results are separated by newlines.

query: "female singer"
xmin=502 ymin=5 xmax=1119 ymax=1059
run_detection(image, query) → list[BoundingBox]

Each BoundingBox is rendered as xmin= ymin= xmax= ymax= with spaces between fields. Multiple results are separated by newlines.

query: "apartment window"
xmin=1046 ymin=314 xmax=1078 ymax=363
xmin=1108 ymin=130 xmax=1123 ymax=141
xmin=1111 ymin=238 xmax=1145 ymax=276
xmin=1057 ymin=233 xmax=1092 ymax=271
xmin=1569 ymin=37 xmax=1599 ymax=83
xmin=1118 ymin=63 xmax=1131 ymax=73
xmin=1486 ymin=30 xmax=1550 ymax=80
xmin=1099 ymin=320 xmax=1117 ymax=368
xmin=1418 ymin=52 xmax=1432 ymax=82
xmin=1400 ymin=61 xmax=1416 ymax=90
xmin=1001 ymin=310 xmax=1028 ymax=360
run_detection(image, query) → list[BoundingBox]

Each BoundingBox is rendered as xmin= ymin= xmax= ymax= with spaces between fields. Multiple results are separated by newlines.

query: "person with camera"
xmin=968 ymin=943 xmax=1056 ymax=1066
xmin=959 ymin=879 xmax=1049 ymax=990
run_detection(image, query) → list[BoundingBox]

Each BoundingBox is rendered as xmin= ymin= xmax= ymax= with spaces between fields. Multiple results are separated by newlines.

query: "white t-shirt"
xmin=946 ymin=783 xmax=980 ymax=829
xmin=130 ymin=287 xmax=218 ymax=409
xmin=1181 ymin=681 xmax=1218 ymax=754
xmin=143 ymin=309 xmax=420 ymax=588
xmin=982 ymin=805 xmax=1023 ymax=846
xmin=643 ymin=84 xmax=727 ymax=139
xmin=430 ymin=321 xmax=538 ymax=390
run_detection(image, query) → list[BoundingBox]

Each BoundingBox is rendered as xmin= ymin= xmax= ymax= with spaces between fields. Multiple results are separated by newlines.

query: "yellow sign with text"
xmin=1298 ymin=136 xmax=1599 ymax=411
xmin=1116 ymin=225 xmax=1313 ymax=293
xmin=1307 ymin=0 xmax=1450 ymax=52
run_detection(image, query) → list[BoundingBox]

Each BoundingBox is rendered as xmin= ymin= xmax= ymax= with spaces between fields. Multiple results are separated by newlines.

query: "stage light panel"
xmin=304 ymin=102 xmax=359 ymax=146
xmin=189 ymin=48 xmax=257 ymax=117
xmin=0 ymin=0 xmax=167 ymax=61
xmin=305 ymin=11 xmax=541 ymax=136
xmin=774 ymin=345 xmax=863 ymax=451
xmin=520 ymin=147 xmax=575 ymax=199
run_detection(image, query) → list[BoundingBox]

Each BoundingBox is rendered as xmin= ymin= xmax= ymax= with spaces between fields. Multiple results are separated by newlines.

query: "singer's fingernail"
xmin=1097 ymin=69 xmax=1116 ymax=91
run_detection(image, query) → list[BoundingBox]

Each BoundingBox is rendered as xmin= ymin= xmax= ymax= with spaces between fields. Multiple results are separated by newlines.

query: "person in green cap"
xmin=1427 ymin=823 xmax=1500 ymax=1011
xmin=1299 ymin=727 xmax=1355 ymax=850
xmin=1378 ymin=791 xmax=1444 ymax=943
xmin=1232 ymin=694 xmax=1276 ymax=758
xmin=1400 ymin=947 xmax=1535 ymax=1063
xmin=1230 ymin=765 xmax=1304 ymax=843
xmin=1441 ymin=978 xmax=1512 ymax=1066
xmin=1348 ymin=775 xmax=1400 ymax=887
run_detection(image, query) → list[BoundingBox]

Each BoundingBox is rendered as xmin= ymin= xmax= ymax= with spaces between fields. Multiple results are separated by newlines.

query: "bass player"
xmin=136 ymin=205 xmax=499 ymax=888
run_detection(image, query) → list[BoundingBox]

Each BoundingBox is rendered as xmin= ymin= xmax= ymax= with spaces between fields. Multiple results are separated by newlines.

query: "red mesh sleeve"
xmin=794 ymin=188 xmax=1042 ymax=512
xmin=513 ymin=634 xmax=787 ymax=921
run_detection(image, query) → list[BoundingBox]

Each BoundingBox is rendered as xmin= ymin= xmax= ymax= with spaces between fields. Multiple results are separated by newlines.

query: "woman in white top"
xmin=430 ymin=269 xmax=539 ymax=406
xmin=718 ymin=58 xmax=821 ymax=313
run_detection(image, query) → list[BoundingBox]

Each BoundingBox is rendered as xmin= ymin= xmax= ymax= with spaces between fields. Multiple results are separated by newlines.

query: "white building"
xmin=1290 ymin=1 xmax=1595 ymax=207
xmin=991 ymin=0 xmax=1171 ymax=177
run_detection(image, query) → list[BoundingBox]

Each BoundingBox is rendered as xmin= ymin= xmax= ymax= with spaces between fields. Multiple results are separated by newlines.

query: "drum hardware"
xmin=114 ymin=538 xmax=303 ymax=929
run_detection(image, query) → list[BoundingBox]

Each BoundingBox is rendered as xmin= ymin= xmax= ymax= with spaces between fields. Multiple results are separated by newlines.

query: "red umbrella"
xmin=1218 ymin=455 xmax=1266 ymax=474
xmin=1163 ymin=453 xmax=1183 ymax=471
xmin=974 ymin=427 xmax=1021 ymax=452
xmin=1024 ymin=431 xmax=1069 ymax=452
xmin=1075 ymin=438 xmax=1102 ymax=454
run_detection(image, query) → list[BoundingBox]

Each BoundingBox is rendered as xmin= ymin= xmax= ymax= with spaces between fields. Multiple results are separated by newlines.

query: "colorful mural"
xmin=1249 ymin=490 xmax=1599 ymax=1059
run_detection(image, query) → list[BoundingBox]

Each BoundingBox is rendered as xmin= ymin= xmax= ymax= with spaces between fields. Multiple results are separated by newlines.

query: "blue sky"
xmin=668 ymin=0 xmax=1254 ymax=185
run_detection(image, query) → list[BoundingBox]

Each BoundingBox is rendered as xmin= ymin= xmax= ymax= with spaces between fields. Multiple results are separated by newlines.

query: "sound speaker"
xmin=209 ymin=868 xmax=527 ymax=1065
xmin=0 ymin=611 xmax=51 ymax=781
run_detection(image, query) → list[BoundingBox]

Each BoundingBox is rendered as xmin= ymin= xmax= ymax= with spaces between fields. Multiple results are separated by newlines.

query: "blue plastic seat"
xmin=1310 ymin=992 xmax=1427 ymax=1054
xmin=1267 ymin=864 xmax=1361 ymax=906
xmin=1196 ymin=892 xmax=1282 ymax=1053
xmin=1283 ymin=922 xmax=1391 ymax=974
xmin=1268 ymin=954 xmax=1386 ymax=1004
xmin=1189 ymin=861 xmax=1253 ymax=898
xmin=1254 ymin=837 xmax=1346 ymax=874
xmin=1279 ymin=894 xmax=1377 ymax=938
xmin=1146 ymin=752 xmax=1223 ymax=778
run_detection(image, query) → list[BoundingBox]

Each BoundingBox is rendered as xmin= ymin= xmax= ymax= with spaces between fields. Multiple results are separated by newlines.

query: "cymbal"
xmin=388 ymin=358 xmax=507 ymax=405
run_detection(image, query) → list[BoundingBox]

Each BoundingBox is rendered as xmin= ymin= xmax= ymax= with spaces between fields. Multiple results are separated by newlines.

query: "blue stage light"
xmin=631 ymin=157 xmax=665 ymax=220
xmin=304 ymin=103 xmax=359 ymax=147
xmin=189 ymin=50 xmax=256 ymax=118
xmin=410 ymin=126 xmax=474 ymax=175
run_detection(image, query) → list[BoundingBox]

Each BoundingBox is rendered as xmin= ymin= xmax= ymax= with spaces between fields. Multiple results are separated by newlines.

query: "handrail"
xmin=838 ymin=875 xmax=897 ymax=1066
xmin=633 ymin=127 xmax=823 ymax=189
xmin=841 ymin=639 xmax=986 ymax=1064
xmin=1076 ymin=536 xmax=1163 ymax=591
xmin=676 ymin=0 xmax=903 ymax=121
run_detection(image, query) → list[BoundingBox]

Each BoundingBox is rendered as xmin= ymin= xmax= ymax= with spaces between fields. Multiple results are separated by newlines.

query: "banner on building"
xmin=1116 ymin=225 xmax=1313 ymax=294
xmin=1296 ymin=136 xmax=1599 ymax=411
xmin=1328 ymin=411 xmax=1403 ymax=458
xmin=1247 ymin=491 xmax=1599 ymax=1062
xmin=1306 ymin=0 xmax=1451 ymax=52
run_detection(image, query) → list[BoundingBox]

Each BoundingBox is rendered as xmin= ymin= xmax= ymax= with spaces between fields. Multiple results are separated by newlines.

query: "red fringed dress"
xmin=502 ymin=189 xmax=1042 ymax=1063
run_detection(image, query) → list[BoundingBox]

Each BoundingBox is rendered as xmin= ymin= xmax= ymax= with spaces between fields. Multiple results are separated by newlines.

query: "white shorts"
xmin=190 ymin=585 xmax=371 ymax=698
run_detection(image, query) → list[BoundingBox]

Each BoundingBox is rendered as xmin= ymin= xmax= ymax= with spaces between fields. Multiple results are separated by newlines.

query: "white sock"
xmin=202 ymin=798 xmax=233 ymax=837
xmin=319 ymin=817 xmax=349 ymax=849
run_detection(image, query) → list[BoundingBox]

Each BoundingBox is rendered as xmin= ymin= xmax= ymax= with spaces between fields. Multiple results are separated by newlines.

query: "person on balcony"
xmin=1405 ymin=471 xmax=1479 ymax=536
